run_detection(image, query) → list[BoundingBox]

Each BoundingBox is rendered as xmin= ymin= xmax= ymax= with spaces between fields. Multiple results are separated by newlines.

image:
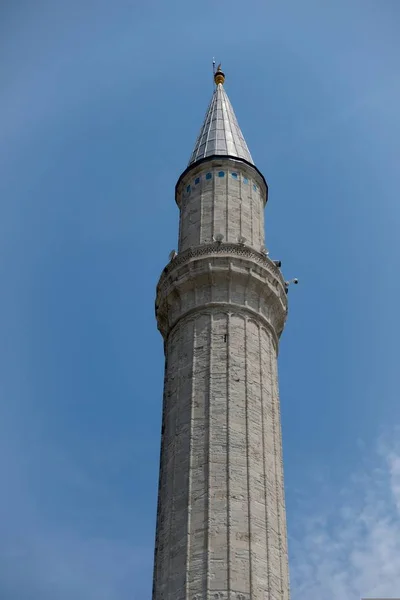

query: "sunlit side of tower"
xmin=153 ymin=65 xmax=290 ymax=600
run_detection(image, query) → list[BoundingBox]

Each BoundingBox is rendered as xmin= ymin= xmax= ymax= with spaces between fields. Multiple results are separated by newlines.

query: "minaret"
xmin=153 ymin=65 xmax=290 ymax=600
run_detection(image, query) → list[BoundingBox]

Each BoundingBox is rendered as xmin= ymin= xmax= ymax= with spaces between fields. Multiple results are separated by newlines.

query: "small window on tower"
xmin=218 ymin=171 xmax=225 ymax=178
xmin=195 ymin=177 xmax=200 ymax=185
xmin=186 ymin=185 xmax=191 ymax=193
xmin=253 ymin=184 xmax=257 ymax=191
xmin=231 ymin=172 xmax=238 ymax=179
xmin=206 ymin=172 xmax=212 ymax=180
xmin=243 ymin=177 xmax=248 ymax=184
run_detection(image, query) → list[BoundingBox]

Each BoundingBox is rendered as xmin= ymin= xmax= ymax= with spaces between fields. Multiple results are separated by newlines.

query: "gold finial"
xmin=214 ymin=63 xmax=225 ymax=85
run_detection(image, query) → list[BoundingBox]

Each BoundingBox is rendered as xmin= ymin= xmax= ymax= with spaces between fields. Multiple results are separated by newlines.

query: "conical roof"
xmin=188 ymin=67 xmax=254 ymax=166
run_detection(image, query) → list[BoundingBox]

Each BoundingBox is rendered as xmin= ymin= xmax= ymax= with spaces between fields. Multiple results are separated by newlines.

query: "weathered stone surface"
xmin=176 ymin=158 xmax=267 ymax=254
xmin=153 ymin=157 xmax=290 ymax=600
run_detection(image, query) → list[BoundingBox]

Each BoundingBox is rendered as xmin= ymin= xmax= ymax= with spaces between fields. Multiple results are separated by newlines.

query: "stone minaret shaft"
xmin=153 ymin=66 xmax=290 ymax=600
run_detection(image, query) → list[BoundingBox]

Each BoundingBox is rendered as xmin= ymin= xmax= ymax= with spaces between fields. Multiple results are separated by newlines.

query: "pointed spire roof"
xmin=188 ymin=65 xmax=254 ymax=167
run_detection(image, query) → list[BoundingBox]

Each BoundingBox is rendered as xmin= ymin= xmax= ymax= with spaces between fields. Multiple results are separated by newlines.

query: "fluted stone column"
xmin=152 ymin=154 xmax=290 ymax=600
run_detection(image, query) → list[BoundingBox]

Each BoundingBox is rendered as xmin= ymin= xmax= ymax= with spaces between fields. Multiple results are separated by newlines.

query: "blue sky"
xmin=1 ymin=1 xmax=400 ymax=598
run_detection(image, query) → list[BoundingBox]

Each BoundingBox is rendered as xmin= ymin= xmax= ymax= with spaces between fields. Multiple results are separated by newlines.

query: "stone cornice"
xmin=158 ymin=242 xmax=287 ymax=296
xmin=156 ymin=242 xmax=288 ymax=343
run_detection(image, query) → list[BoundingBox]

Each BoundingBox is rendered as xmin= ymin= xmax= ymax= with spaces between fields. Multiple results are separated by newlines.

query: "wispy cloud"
xmin=290 ymin=430 xmax=400 ymax=600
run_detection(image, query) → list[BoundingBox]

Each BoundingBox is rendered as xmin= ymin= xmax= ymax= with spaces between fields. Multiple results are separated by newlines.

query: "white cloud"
xmin=290 ymin=430 xmax=400 ymax=600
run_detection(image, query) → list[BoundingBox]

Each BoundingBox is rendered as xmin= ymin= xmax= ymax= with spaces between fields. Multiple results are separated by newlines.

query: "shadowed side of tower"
xmin=153 ymin=66 xmax=290 ymax=600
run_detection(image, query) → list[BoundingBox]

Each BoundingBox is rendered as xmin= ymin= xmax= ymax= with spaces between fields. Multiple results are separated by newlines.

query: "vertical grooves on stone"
xmin=270 ymin=338 xmax=284 ymax=596
xmin=239 ymin=185 xmax=243 ymax=240
xmin=228 ymin=263 xmax=232 ymax=305
xmin=159 ymin=334 xmax=176 ymax=597
xmin=178 ymin=201 xmax=183 ymax=251
xmin=275 ymin=361 xmax=290 ymax=600
xmin=206 ymin=313 xmax=213 ymax=597
xmin=185 ymin=320 xmax=196 ymax=598
xmin=244 ymin=318 xmax=253 ymax=595
xmin=152 ymin=352 xmax=168 ymax=599
xmin=211 ymin=169 xmax=216 ymax=240
xmin=192 ymin=265 xmax=197 ymax=305
xmin=199 ymin=185 xmax=204 ymax=245
xmin=225 ymin=168 xmax=229 ymax=242
xmin=226 ymin=313 xmax=231 ymax=599
xmin=274 ymin=358 xmax=290 ymax=600
xmin=260 ymin=328 xmax=271 ymax=598
xmin=167 ymin=322 xmax=181 ymax=599
xmin=250 ymin=186 xmax=254 ymax=247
